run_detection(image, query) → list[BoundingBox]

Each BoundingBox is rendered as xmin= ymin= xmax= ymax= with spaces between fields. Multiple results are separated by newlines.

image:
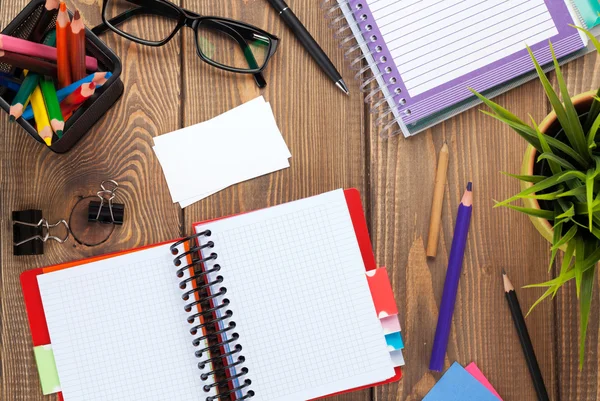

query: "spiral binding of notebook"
xmin=321 ymin=0 xmax=409 ymax=138
xmin=170 ymin=231 xmax=254 ymax=401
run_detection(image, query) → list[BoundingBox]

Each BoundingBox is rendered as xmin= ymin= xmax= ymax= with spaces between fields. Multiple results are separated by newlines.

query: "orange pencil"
xmin=56 ymin=1 xmax=72 ymax=88
xmin=69 ymin=10 xmax=86 ymax=82
xmin=60 ymin=82 xmax=95 ymax=118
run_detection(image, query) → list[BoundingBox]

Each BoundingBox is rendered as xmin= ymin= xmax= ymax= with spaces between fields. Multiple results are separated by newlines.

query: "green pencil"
xmin=8 ymin=31 xmax=57 ymax=122
xmin=40 ymin=76 xmax=64 ymax=137
xmin=10 ymin=71 xmax=39 ymax=121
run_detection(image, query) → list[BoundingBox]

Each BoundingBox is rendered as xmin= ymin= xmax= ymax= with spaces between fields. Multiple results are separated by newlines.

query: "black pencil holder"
xmin=0 ymin=0 xmax=123 ymax=153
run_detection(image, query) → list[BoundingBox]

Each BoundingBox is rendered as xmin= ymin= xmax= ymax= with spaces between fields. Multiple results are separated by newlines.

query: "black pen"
xmin=266 ymin=0 xmax=349 ymax=95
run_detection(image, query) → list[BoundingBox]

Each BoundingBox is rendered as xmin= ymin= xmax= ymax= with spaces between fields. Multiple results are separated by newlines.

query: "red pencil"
xmin=60 ymin=82 xmax=95 ymax=119
xmin=56 ymin=1 xmax=72 ymax=88
xmin=69 ymin=10 xmax=86 ymax=82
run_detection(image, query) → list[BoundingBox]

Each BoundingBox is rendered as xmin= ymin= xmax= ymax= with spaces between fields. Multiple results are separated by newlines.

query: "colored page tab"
xmin=465 ymin=363 xmax=502 ymax=400
xmin=380 ymin=314 xmax=401 ymax=334
xmin=423 ymin=362 xmax=499 ymax=401
xmin=33 ymin=345 xmax=61 ymax=395
xmin=574 ymin=0 xmax=600 ymax=28
xmin=366 ymin=267 xmax=398 ymax=318
xmin=385 ymin=332 xmax=404 ymax=350
xmin=390 ymin=349 xmax=405 ymax=367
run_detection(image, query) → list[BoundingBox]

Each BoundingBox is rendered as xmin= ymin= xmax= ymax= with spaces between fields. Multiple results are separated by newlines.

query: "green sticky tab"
xmin=574 ymin=0 xmax=600 ymax=28
xmin=33 ymin=345 xmax=61 ymax=395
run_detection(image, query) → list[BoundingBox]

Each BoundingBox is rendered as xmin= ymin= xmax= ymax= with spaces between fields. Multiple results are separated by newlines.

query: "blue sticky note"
xmin=424 ymin=362 xmax=499 ymax=401
xmin=384 ymin=331 xmax=404 ymax=350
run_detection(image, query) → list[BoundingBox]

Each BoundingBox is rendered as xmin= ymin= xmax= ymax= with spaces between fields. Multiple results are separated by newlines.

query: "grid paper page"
xmin=194 ymin=189 xmax=395 ymax=401
xmin=367 ymin=0 xmax=558 ymax=96
xmin=37 ymin=244 xmax=217 ymax=401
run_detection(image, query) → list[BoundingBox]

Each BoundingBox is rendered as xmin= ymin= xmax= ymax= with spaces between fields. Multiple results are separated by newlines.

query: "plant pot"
xmin=520 ymin=90 xmax=596 ymax=247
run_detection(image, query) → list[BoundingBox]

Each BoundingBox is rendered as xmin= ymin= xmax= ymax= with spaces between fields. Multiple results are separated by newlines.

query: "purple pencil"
xmin=429 ymin=182 xmax=473 ymax=372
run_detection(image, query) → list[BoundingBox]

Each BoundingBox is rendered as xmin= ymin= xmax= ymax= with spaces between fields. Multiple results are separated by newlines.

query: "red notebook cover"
xmin=20 ymin=189 xmax=401 ymax=400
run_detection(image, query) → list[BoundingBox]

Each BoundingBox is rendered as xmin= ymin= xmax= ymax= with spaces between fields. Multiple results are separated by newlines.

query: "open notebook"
xmin=328 ymin=0 xmax=596 ymax=137
xmin=21 ymin=189 xmax=403 ymax=401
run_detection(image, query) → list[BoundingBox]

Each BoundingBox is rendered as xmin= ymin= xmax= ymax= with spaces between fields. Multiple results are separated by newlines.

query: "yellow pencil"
xmin=31 ymin=85 xmax=53 ymax=146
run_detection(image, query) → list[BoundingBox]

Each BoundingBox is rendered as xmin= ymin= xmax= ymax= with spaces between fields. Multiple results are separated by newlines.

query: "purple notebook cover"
xmin=348 ymin=0 xmax=585 ymax=126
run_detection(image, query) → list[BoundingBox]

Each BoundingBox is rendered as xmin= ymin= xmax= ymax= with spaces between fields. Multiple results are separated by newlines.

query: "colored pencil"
xmin=22 ymin=72 xmax=112 ymax=120
xmin=56 ymin=1 xmax=72 ymax=88
xmin=31 ymin=85 xmax=53 ymax=146
xmin=60 ymin=82 xmax=96 ymax=118
xmin=29 ymin=0 xmax=60 ymax=42
xmin=40 ymin=76 xmax=64 ymax=137
xmin=503 ymin=271 xmax=549 ymax=401
xmin=0 ymin=49 xmax=58 ymax=77
xmin=9 ymin=33 xmax=57 ymax=121
xmin=10 ymin=71 xmax=38 ymax=121
xmin=69 ymin=10 xmax=86 ymax=82
xmin=0 ymin=75 xmax=21 ymax=92
xmin=429 ymin=182 xmax=473 ymax=372
xmin=0 ymin=34 xmax=97 ymax=71
xmin=426 ymin=142 xmax=450 ymax=258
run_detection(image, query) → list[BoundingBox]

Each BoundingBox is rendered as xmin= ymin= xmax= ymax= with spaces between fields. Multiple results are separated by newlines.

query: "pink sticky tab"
xmin=380 ymin=315 xmax=401 ymax=334
xmin=465 ymin=363 xmax=503 ymax=400
xmin=365 ymin=267 xmax=398 ymax=318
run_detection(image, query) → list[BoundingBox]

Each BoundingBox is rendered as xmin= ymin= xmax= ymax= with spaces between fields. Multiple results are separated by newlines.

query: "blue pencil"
xmin=429 ymin=182 xmax=473 ymax=372
xmin=0 ymin=73 xmax=22 ymax=92
xmin=22 ymin=72 xmax=112 ymax=120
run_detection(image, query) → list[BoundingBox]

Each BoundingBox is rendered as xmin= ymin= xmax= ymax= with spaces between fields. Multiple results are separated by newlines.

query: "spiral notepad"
xmin=25 ymin=189 xmax=402 ymax=401
xmin=324 ymin=0 xmax=592 ymax=137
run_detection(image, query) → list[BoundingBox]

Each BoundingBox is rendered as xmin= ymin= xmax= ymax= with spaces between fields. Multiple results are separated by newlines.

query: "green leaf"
xmin=501 ymin=172 xmax=547 ymax=183
xmin=552 ymin=225 xmax=577 ymax=251
xmin=579 ymin=265 xmax=595 ymax=369
xmin=573 ymin=25 xmax=600 ymax=55
xmin=550 ymin=212 xmax=564 ymax=270
xmin=537 ymin=153 xmax=576 ymax=171
xmin=532 ymin=115 xmax=562 ymax=175
xmin=556 ymin=203 xmax=575 ymax=220
xmin=584 ymin=87 xmax=600 ymax=133
xmin=523 ymin=188 xmax=564 ymax=201
xmin=550 ymin=42 xmax=590 ymax=159
xmin=471 ymin=89 xmax=529 ymax=125
xmin=586 ymin=156 xmax=600 ymax=230
xmin=556 ymin=186 xmax=587 ymax=198
xmin=527 ymin=45 xmax=590 ymax=161
xmin=586 ymin=99 xmax=600 ymax=149
xmin=575 ymin=239 xmax=585 ymax=297
xmin=526 ymin=286 xmax=555 ymax=317
xmin=498 ymin=203 xmax=555 ymax=219
xmin=495 ymin=171 xmax=586 ymax=207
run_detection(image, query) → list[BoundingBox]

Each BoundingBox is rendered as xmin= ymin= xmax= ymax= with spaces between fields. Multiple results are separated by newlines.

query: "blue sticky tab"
xmin=424 ymin=362 xmax=499 ymax=401
xmin=385 ymin=331 xmax=404 ymax=350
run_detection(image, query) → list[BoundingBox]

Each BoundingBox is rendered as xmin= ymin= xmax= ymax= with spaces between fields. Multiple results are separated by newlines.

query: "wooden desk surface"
xmin=2 ymin=1 xmax=600 ymax=400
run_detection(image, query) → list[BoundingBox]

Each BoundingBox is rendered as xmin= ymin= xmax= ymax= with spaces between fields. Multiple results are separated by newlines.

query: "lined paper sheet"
xmin=194 ymin=190 xmax=395 ymax=401
xmin=37 ymin=244 xmax=217 ymax=401
xmin=367 ymin=0 xmax=558 ymax=96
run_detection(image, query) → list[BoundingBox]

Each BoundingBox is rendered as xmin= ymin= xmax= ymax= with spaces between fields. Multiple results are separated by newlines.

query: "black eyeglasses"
xmin=91 ymin=0 xmax=280 ymax=88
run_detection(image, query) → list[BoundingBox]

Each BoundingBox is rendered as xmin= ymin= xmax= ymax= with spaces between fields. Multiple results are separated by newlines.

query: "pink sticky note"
xmin=380 ymin=315 xmax=401 ymax=334
xmin=465 ymin=363 xmax=503 ymax=400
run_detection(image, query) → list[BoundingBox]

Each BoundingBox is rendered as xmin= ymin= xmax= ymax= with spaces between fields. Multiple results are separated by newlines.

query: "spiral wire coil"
xmin=170 ymin=231 xmax=255 ymax=401
xmin=322 ymin=0 xmax=406 ymax=137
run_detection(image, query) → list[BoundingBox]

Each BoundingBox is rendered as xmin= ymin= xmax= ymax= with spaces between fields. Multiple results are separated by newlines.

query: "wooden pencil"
xmin=426 ymin=142 xmax=449 ymax=258
xmin=0 ymin=34 xmax=97 ymax=71
xmin=31 ymin=85 xmax=53 ymax=146
xmin=56 ymin=1 xmax=72 ymax=88
xmin=60 ymin=82 xmax=96 ymax=119
xmin=28 ymin=0 xmax=60 ymax=43
xmin=503 ymin=271 xmax=549 ymax=401
xmin=10 ymin=71 xmax=39 ymax=121
xmin=40 ymin=76 xmax=64 ymax=137
xmin=0 ymin=49 xmax=58 ymax=77
xmin=22 ymin=72 xmax=112 ymax=120
xmin=69 ymin=10 xmax=86 ymax=82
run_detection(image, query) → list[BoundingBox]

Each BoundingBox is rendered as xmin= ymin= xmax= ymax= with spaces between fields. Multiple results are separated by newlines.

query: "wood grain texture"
xmin=369 ymin=80 xmax=557 ymax=401
xmin=2 ymin=0 xmax=600 ymax=400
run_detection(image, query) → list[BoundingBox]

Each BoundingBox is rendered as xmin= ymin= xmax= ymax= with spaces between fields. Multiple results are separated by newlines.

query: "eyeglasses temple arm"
xmin=92 ymin=2 xmax=180 ymax=36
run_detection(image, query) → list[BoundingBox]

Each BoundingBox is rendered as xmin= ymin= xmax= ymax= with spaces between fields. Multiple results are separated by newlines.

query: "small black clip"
xmin=13 ymin=210 xmax=70 ymax=256
xmin=88 ymin=180 xmax=124 ymax=225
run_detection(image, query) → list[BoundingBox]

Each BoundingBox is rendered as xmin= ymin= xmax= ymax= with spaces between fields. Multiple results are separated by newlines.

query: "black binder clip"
xmin=88 ymin=180 xmax=124 ymax=225
xmin=13 ymin=210 xmax=70 ymax=256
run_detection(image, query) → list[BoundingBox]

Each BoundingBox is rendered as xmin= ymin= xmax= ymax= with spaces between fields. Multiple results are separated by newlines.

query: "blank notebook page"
xmin=195 ymin=189 xmax=395 ymax=401
xmin=368 ymin=0 xmax=558 ymax=96
xmin=37 ymin=244 xmax=216 ymax=401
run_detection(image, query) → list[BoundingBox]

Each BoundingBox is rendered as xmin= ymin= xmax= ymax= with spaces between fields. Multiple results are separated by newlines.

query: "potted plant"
xmin=471 ymin=29 xmax=600 ymax=368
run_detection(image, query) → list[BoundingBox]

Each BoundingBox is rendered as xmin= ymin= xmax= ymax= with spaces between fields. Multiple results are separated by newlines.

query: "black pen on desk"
xmin=266 ymin=0 xmax=349 ymax=95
